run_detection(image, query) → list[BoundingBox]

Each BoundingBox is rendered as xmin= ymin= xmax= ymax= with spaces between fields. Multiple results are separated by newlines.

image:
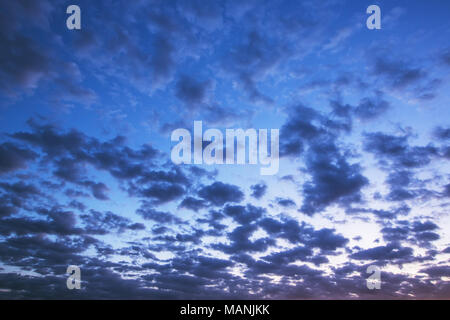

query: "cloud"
xmin=443 ymin=184 xmax=450 ymax=198
xmin=0 ymin=33 xmax=51 ymax=95
xmin=441 ymin=48 xmax=450 ymax=66
xmin=350 ymin=243 xmax=414 ymax=264
xmin=0 ymin=211 xmax=81 ymax=237
xmin=364 ymin=132 xmax=438 ymax=168
xmin=0 ymin=1 xmax=54 ymax=95
xmin=347 ymin=204 xmax=411 ymax=220
xmin=420 ymin=266 xmax=450 ymax=278
xmin=136 ymin=182 xmax=186 ymax=205
xmin=178 ymin=196 xmax=208 ymax=212
xmin=353 ymin=95 xmax=390 ymax=120
xmin=81 ymin=210 xmax=144 ymax=235
xmin=222 ymin=204 xmax=265 ymax=224
xmin=0 ymin=143 xmax=37 ymax=174
xmin=373 ymin=57 xmax=427 ymax=89
xmin=261 ymin=247 xmax=313 ymax=265
xmin=0 ymin=181 xmax=40 ymax=198
xmin=434 ymin=126 xmax=450 ymax=141
xmin=380 ymin=219 xmax=440 ymax=246
xmin=363 ymin=132 xmax=441 ymax=203
xmin=9 ymin=120 xmax=194 ymax=206
xmin=306 ymin=228 xmax=349 ymax=251
xmin=279 ymin=105 xmax=323 ymax=157
xmin=222 ymin=31 xmax=284 ymax=103
xmin=213 ymin=223 xmax=275 ymax=254
xmin=412 ymin=221 xmax=438 ymax=232
xmin=198 ymin=182 xmax=244 ymax=206
xmin=175 ymin=75 xmax=210 ymax=105
xmin=137 ymin=202 xmax=183 ymax=224
xmin=258 ymin=216 xmax=348 ymax=252
xmin=300 ymin=140 xmax=368 ymax=215
xmin=276 ymin=197 xmax=296 ymax=208
xmin=370 ymin=54 xmax=441 ymax=100
xmin=87 ymin=182 xmax=110 ymax=201
xmin=250 ymin=182 xmax=267 ymax=199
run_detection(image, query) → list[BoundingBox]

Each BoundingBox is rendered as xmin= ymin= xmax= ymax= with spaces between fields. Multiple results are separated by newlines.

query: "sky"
xmin=0 ymin=0 xmax=449 ymax=299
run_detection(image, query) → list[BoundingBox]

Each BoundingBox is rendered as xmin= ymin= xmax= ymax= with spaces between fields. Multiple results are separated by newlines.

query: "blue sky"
xmin=0 ymin=0 xmax=449 ymax=299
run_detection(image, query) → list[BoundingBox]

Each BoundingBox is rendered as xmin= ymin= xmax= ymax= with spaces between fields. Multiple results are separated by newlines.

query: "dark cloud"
xmin=386 ymin=188 xmax=416 ymax=202
xmin=97 ymin=25 xmax=176 ymax=92
xmin=149 ymin=34 xmax=176 ymax=86
xmin=250 ymin=260 xmax=322 ymax=282
xmin=222 ymin=204 xmax=265 ymax=224
xmin=137 ymin=202 xmax=183 ymax=224
xmin=67 ymin=200 xmax=87 ymax=212
xmin=373 ymin=57 xmax=425 ymax=88
xmin=306 ymin=228 xmax=349 ymax=251
xmin=0 ymin=143 xmax=37 ymax=174
xmin=175 ymin=75 xmax=210 ymax=105
xmin=9 ymin=121 xmax=194 ymax=206
xmin=261 ymin=246 xmax=315 ymax=265
xmin=371 ymin=54 xmax=441 ymax=100
xmin=380 ymin=219 xmax=440 ymax=247
xmin=222 ymin=31 xmax=284 ymax=103
xmin=153 ymin=228 xmax=205 ymax=245
xmin=328 ymin=93 xmax=390 ymax=123
xmin=0 ymin=233 xmax=95 ymax=277
xmin=258 ymin=217 xmax=304 ymax=243
xmin=355 ymin=204 xmax=411 ymax=220
xmin=441 ymin=48 xmax=450 ymax=66
xmin=364 ymin=132 xmax=438 ymax=168
xmin=88 ymin=182 xmax=109 ymax=201
xmin=213 ymin=223 xmax=275 ymax=254
xmin=0 ymin=32 xmax=50 ymax=94
xmin=258 ymin=217 xmax=348 ymax=251
xmin=136 ymin=182 xmax=185 ymax=205
xmin=415 ymin=232 xmax=440 ymax=242
xmin=443 ymin=184 xmax=450 ymax=197
xmin=0 ymin=211 xmax=81 ymax=237
xmin=353 ymin=96 xmax=390 ymax=120
xmin=412 ymin=221 xmax=438 ymax=233
xmin=420 ymin=266 xmax=450 ymax=278
xmin=0 ymin=0 xmax=54 ymax=95
xmin=434 ymin=126 xmax=450 ymax=141
xmin=0 ymin=1 xmax=98 ymax=107
xmin=280 ymin=105 xmax=323 ymax=157
xmin=363 ymin=132 xmax=440 ymax=203
xmin=350 ymin=242 xmax=414 ymax=264
xmin=300 ymin=140 xmax=368 ymax=215
xmin=198 ymin=182 xmax=244 ymax=206
xmin=179 ymin=0 xmax=223 ymax=29
xmin=0 ymin=181 xmax=40 ymax=198
xmin=195 ymin=210 xmax=227 ymax=233
xmin=280 ymin=105 xmax=368 ymax=215
xmin=380 ymin=226 xmax=410 ymax=242
xmin=81 ymin=209 xmax=144 ymax=235
xmin=250 ymin=182 xmax=267 ymax=199
xmin=0 ymin=202 xmax=18 ymax=218
xmin=178 ymin=196 xmax=208 ymax=212
xmin=276 ymin=197 xmax=296 ymax=208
